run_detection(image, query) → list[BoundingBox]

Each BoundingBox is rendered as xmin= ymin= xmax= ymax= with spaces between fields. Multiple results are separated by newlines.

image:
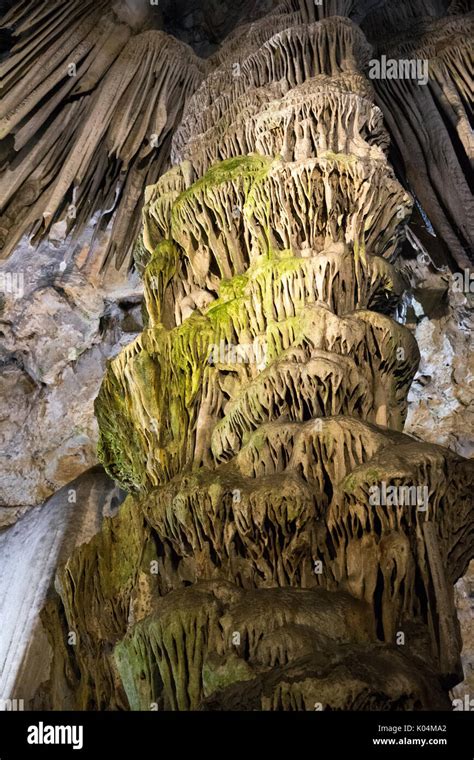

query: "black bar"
xmin=0 ymin=711 xmax=472 ymax=758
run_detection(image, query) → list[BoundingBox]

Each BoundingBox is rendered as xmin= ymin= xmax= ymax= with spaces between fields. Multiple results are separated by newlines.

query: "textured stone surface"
xmin=0 ymin=0 xmax=205 ymax=267
xmin=454 ymin=561 xmax=474 ymax=700
xmin=30 ymin=4 xmax=473 ymax=711
xmin=0 ymin=468 xmax=123 ymax=705
xmin=0 ymin=234 xmax=143 ymax=508
xmin=403 ymin=259 xmax=474 ymax=458
xmin=400 ymin=259 xmax=474 ymax=702
xmin=363 ymin=5 xmax=473 ymax=270
xmin=0 ymin=0 xmax=471 ymax=712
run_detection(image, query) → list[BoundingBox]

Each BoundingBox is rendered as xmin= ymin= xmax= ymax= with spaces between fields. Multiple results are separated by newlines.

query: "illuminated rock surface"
xmin=0 ymin=0 xmax=472 ymax=710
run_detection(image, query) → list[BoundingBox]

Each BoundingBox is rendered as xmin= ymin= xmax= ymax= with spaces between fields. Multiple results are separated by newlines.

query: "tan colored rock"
xmin=1 ymin=0 xmax=470 ymax=712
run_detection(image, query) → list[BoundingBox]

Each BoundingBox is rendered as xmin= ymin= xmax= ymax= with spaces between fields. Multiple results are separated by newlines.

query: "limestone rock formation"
xmin=20 ymin=1 xmax=471 ymax=712
xmin=0 ymin=467 xmax=124 ymax=707
xmin=2 ymin=0 xmax=470 ymax=271
xmin=0 ymin=0 xmax=205 ymax=267
xmin=0 ymin=235 xmax=143 ymax=508
xmin=403 ymin=257 xmax=474 ymax=458
xmin=362 ymin=1 xmax=473 ymax=269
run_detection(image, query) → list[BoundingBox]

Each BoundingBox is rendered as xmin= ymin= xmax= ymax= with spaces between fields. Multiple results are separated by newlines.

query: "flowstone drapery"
xmin=39 ymin=6 xmax=473 ymax=711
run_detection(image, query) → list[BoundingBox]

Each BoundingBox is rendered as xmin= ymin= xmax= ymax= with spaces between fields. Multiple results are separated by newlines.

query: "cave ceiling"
xmin=0 ymin=0 xmax=471 ymax=272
